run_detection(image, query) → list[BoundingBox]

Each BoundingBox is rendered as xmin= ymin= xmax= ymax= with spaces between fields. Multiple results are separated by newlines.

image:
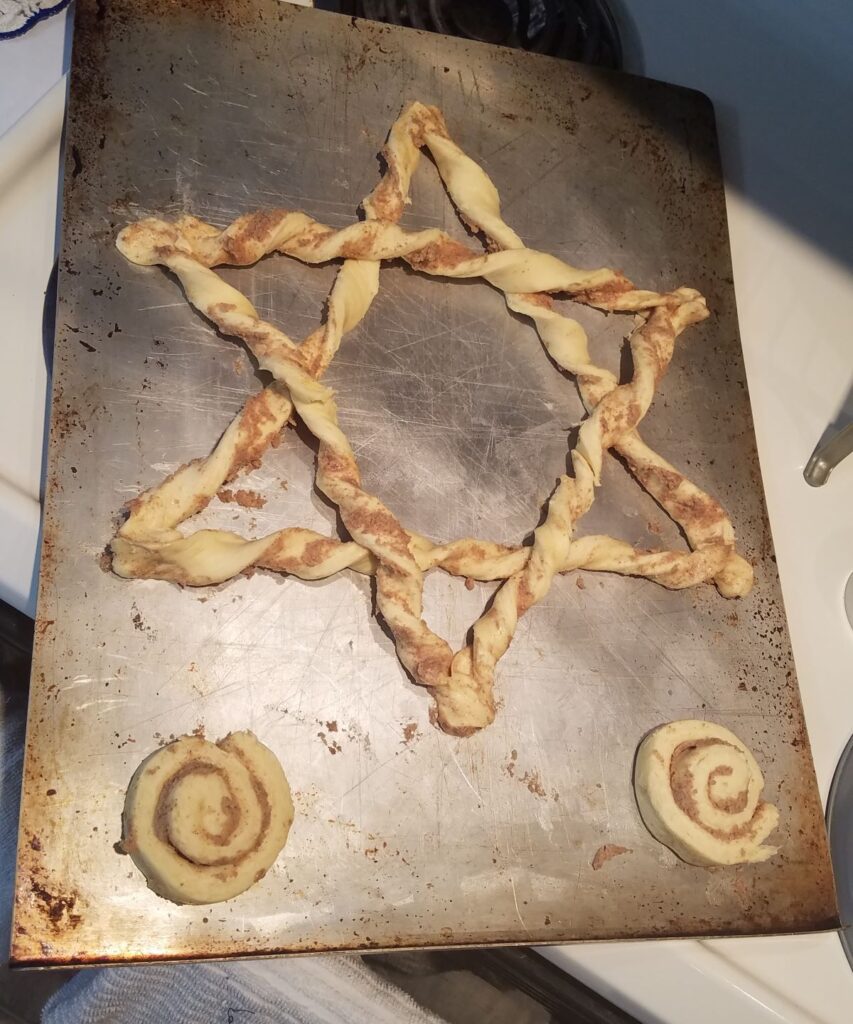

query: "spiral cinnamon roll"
xmin=634 ymin=720 xmax=779 ymax=866
xmin=122 ymin=731 xmax=293 ymax=904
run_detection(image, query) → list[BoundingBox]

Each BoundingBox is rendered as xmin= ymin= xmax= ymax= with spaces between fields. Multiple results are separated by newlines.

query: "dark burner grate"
xmin=321 ymin=0 xmax=622 ymax=68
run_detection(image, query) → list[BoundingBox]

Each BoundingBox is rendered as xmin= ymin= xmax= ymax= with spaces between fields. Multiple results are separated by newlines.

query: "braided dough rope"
xmin=122 ymin=731 xmax=294 ymax=904
xmin=634 ymin=720 xmax=779 ymax=865
xmin=113 ymin=102 xmax=753 ymax=734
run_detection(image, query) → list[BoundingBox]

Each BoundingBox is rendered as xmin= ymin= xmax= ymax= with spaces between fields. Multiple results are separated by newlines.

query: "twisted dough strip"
xmin=634 ymin=720 xmax=779 ymax=865
xmin=114 ymin=102 xmax=753 ymax=734
xmin=122 ymin=731 xmax=294 ymax=904
xmin=115 ymin=524 xmax=743 ymax=591
xmin=125 ymin=210 xmax=616 ymax=300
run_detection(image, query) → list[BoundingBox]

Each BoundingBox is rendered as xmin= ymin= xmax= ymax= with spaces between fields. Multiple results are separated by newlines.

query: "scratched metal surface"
xmin=12 ymin=0 xmax=837 ymax=966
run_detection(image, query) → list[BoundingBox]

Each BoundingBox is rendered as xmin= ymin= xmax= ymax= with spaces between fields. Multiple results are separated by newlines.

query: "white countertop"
xmin=2 ymin=4 xmax=852 ymax=1021
xmin=0 ymin=12 xmax=68 ymax=614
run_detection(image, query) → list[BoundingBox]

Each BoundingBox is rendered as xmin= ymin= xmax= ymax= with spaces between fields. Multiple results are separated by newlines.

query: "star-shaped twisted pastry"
xmin=112 ymin=102 xmax=753 ymax=736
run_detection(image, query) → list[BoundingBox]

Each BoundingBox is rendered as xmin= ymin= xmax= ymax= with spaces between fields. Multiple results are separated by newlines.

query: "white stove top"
xmin=2 ymin=5 xmax=852 ymax=1022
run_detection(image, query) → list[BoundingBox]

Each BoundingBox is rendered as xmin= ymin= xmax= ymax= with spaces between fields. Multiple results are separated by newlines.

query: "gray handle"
xmin=803 ymin=423 xmax=853 ymax=487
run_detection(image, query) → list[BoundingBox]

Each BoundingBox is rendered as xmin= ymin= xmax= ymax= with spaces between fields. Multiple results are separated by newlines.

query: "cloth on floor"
xmin=42 ymin=956 xmax=446 ymax=1024
xmin=0 ymin=698 xmax=25 ymax=939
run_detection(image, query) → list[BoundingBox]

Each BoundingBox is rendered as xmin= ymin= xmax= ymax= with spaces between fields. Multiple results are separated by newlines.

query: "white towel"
xmin=42 ymin=956 xmax=446 ymax=1024
xmin=0 ymin=699 xmax=26 ymax=940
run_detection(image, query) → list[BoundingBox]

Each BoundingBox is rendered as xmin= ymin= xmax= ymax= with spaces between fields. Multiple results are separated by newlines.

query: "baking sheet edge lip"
xmin=9 ymin=917 xmax=843 ymax=971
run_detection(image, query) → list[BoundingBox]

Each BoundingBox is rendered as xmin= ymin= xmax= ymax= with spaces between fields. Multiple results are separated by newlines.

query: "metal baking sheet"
xmin=12 ymin=0 xmax=837 ymax=966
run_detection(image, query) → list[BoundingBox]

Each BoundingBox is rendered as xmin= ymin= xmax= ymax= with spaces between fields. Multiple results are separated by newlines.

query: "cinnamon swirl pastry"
xmin=122 ymin=731 xmax=293 ymax=903
xmin=634 ymin=720 xmax=779 ymax=866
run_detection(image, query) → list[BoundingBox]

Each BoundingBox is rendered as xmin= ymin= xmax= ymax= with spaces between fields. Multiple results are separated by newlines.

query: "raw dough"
xmin=122 ymin=731 xmax=293 ymax=904
xmin=634 ymin=720 xmax=779 ymax=865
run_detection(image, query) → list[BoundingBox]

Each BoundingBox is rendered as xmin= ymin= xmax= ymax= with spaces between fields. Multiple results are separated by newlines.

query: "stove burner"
xmin=335 ymin=0 xmax=622 ymax=69
xmin=444 ymin=0 xmax=515 ymax=46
